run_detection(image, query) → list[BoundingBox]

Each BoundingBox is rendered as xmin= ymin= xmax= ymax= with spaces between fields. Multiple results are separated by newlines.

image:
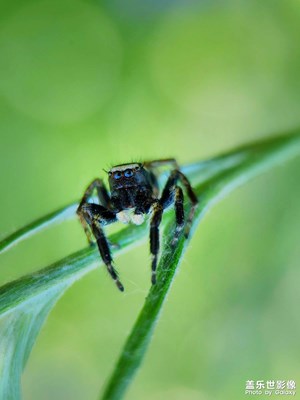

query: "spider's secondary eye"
xmin=124 ymin=169 xmax=133 ymax=178
xmin=114 ymin=171 xmax=122 ymax=179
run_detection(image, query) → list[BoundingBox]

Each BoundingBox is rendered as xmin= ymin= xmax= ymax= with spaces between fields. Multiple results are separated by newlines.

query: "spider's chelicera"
xmin=77 ymin=159 xmax=198 ymax=291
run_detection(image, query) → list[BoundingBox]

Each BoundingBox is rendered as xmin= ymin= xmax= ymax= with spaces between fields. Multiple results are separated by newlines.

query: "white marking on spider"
xmin=131 ymin=213 xmax=144 ymax=225
xmin=116 ymin=211 xmax=131 ymax=224
xmin=117 ymin=210 xmax=145 ymax=225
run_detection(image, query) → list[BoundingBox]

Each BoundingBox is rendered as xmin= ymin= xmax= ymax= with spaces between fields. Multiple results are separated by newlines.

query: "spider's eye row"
xmin=114 ymin=171 xmax=122 ymax=179
xmin=124 ymin=169 xmax=134 ymax=178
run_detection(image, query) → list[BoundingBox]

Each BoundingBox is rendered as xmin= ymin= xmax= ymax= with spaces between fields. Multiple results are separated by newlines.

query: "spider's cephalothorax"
xmin=77 ymin=159 xmax=198 ymax=291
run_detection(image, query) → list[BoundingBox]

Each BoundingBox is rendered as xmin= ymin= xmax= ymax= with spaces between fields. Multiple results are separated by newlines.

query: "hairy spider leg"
xmin=144 ymin=158 xmax=179 ymax=170
xmin=143 ymin=159 xmax=179 ymax=199
xmin=77 ymin=178 xmax=111 ymax=245
xmin=150 ymin=189 xmax=185 ymax=285
xmin=149 ymin=185 xmax=185 ymax=284
xmin=150 ymin=202 xmax=164 ymax=285
xmin=159 ymin=176 xmax=185 ymax=247
xmin=173 ymin=187 xmax=185 ymax=245
xmin=78 ymin=203 xmax=124 ymax=291
xmin=162 ymin=170 xmax=198 ymax=239
xmin=149 ymin=169 xmax=198 ymax=285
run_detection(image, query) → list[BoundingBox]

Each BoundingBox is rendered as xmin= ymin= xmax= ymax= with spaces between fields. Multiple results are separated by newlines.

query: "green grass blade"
xmin=0 ymin=288 xmax=64 ymax=400
xmin=0 ymin=203 xmax=77 ymax=255
xmin=100 ymin=131 xmax=300 ymax=400
xmin=0 ymin=224 xmax=149 ymax=400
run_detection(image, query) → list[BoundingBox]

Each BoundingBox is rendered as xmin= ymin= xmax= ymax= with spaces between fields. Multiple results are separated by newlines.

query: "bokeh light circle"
xmin=0 ymin=0 xmax=122 ymax=123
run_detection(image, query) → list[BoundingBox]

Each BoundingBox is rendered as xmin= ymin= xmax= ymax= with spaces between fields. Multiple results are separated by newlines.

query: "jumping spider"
xmin=77 ymin=159 xmax=198 ymax=291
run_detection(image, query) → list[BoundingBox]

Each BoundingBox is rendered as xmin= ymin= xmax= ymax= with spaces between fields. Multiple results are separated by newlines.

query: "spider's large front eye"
xmin=124 ymin=169 xmax=133 ymax=178
xmin=114 ymin=171 xmax=122 ymax=179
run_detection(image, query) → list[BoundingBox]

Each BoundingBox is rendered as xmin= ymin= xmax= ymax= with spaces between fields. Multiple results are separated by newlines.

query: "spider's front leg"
xmin=77 ymin=178 xmax=111 ymax=245
xmin=77 ymin=203 xmax=124 ymax=292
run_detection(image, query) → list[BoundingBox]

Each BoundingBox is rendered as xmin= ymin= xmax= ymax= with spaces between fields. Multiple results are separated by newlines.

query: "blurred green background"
xmin=0 ymin=0 xmax=300 ymax=399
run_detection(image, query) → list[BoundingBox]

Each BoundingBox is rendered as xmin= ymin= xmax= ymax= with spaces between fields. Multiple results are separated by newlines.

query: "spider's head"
xmin=108 ymin=162 xmax=149 ymax=190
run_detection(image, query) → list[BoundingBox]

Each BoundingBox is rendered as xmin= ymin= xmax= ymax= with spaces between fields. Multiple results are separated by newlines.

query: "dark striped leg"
xmin=150 ymin=202 xmax=164 ymax=285
xmin=176 ymin=171 xmax=198 ymax=238
xmin=171 ymin=186 xmax=185 ymax=246
xmin=77 ymin=178 xmax=111 ymax=245
xmin=78 ymin=203 xmax=124 ymax=292
xmin=161 ymin=170 xmax=198 ymax=240
xmin=92 ymin=220 xmax=124 ymax=292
